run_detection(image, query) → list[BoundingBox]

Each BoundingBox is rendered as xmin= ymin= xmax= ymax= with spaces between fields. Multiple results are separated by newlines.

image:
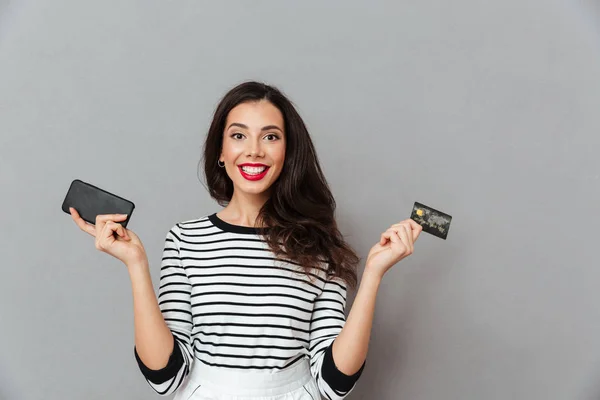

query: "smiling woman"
xmin=130 ymin=81 xmax=368 ymax=399
xmin=202 ymin=82 xmax=360 ymax=289
xmin=70 ymin=81 xmax=422 ymax=400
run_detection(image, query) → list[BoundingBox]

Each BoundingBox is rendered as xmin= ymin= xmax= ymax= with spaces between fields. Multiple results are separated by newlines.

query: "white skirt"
xmin=173 ymin=357 xmax=321 ymax=400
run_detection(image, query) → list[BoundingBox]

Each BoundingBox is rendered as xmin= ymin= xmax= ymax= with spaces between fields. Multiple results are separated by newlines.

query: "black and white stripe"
xmin=136 ymin=213 xmax=364 ymax=398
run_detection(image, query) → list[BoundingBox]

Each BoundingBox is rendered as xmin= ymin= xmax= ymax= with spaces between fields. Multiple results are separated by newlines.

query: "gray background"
xmin=1 ymin=1 xmax=599 ymax=399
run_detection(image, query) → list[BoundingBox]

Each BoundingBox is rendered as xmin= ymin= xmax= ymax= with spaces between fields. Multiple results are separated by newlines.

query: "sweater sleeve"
xmin=308 ymin=277 xmax=365 ymax=399
xmin=134 ymin=224 xmax=194 ymax=396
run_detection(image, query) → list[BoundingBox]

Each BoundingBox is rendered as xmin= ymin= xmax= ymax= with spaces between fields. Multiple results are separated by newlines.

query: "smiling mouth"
xmin=239 ymin=166 xmax=268 ymax=175
xmin=238 ymin=165 xmax=270 ymax=181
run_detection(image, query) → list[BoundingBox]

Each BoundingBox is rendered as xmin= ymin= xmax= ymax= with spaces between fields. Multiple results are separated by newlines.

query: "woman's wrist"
xmin=362 ymin=265 xmax=385 ymax=283
xmin=126 ymin=257 xmax=150 ymax=279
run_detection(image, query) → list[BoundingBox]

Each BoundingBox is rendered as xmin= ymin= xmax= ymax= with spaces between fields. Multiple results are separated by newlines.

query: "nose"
xmin=247 ymin=138 xmax=264 ymax=158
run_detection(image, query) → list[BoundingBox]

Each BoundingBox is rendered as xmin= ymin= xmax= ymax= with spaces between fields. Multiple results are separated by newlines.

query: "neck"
xmin=219 ymin=190 xmax=270 ymax=228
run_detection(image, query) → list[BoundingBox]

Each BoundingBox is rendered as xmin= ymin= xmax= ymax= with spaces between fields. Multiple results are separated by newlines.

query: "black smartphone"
xmin=61 ymin=179 xmax=135 ymax=227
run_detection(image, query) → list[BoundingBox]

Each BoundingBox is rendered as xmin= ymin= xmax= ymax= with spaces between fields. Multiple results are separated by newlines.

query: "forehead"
xmin=225 ymin=100 xmax=284 ymax=129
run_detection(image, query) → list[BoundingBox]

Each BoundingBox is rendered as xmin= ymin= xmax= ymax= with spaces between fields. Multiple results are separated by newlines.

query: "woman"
xmin=70 ymin=81 xmax=422 ymax=400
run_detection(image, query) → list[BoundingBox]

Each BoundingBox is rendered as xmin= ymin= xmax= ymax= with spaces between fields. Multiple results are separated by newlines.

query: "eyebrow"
xmin=227 ymin=123 xmax=283 ymax=132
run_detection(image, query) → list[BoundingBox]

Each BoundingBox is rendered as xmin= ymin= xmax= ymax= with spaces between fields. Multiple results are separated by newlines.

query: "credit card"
xmin=410 ymin=202 xmax=452 ymax=240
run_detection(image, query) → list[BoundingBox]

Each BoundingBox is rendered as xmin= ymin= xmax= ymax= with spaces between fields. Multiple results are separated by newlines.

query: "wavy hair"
xmin=200 ymin=81 xmax=360 ymax=289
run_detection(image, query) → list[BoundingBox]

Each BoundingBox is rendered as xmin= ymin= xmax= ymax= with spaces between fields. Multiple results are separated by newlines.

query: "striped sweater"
xmin=134 ymin=213 xmax=365 ymax=399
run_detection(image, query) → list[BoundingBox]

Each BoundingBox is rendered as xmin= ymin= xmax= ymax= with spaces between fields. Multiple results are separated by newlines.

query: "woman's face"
xmin=219 ymin=100 xmax=286 ymax=197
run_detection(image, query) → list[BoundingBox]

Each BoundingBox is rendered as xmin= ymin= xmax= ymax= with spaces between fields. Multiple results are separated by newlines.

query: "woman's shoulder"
xmin=175 ymin=213 xmax=212 ymax=228
xmin=172 ymin=213 xmax=215 ymax=229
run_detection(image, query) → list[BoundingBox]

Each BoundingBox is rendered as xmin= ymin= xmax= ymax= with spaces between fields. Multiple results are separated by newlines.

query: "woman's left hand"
xmin=365 ymin=219 xmax=423 ymax=279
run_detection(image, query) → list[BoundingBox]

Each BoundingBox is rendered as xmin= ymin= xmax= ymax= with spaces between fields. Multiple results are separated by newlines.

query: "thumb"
xmin=117 ymin=225 xmax=130 ymax=240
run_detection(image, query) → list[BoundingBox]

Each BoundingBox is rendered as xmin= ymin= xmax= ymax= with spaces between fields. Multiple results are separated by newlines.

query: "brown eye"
xmin=231 ymin=133 xmax=244 ymax=140
xmin=265 ymin=134 xmax=279 ymax=141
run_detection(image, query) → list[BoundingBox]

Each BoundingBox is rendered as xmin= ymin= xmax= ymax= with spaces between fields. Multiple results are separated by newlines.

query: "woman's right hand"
xmin=69 ymin=207 xmax=147 ymax=266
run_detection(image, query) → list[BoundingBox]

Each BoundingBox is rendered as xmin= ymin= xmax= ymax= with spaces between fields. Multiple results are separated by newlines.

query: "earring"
xmin=218 ymin=160 xmax=225 ymax=168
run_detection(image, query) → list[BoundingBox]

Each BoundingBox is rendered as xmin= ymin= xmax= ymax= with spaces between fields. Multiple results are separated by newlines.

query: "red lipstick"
xmin=238 ymin=164 xmax=270 ymax=181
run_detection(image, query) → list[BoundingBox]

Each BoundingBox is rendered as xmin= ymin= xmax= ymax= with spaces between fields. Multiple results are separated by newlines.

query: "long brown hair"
xmin=200 ymin=81 xmax=360 ymax=289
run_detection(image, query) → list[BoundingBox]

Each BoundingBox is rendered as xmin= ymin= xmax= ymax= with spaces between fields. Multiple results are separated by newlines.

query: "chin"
xmin=237 ymin=183 xmax=273 ymax=195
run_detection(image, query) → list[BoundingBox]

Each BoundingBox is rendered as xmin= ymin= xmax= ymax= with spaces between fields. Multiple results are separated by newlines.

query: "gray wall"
xmin=1 ymin=1 xmax=599 ymax=399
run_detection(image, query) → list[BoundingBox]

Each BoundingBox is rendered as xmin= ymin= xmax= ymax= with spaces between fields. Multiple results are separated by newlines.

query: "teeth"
xmin=241 ymin=166 xmax=267 ymax=175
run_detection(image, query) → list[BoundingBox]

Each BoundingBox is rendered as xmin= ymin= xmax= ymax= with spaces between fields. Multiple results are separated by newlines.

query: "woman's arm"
xmin=69 ymin=209 xmax=191 ymax=393
xmin=331 ymin=270 xmax=381 ymax=375
xmin=128 ymin=259 xmax=175 ymax=369
xmin=132 ymin=225 xmax=194 ymax=395
xmin=332 ymin=218 xmax=422 ymax=374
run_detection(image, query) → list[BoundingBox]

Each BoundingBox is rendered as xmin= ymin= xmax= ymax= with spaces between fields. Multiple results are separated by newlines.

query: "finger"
xmin=107 ymin=221 xmax=128 ymax=238
xmin=114 ymin=223 xmax=126 ymax=239
xmin=96 ymin=214 xmax=128 ymax=223
xmin=396 ymin=225 xmax=412 ymax=254
xmin=393 ymin=220 xmax=422 ymax=243
xmin=95 ymin=214 xmax=127 ymax=237
xmin=102 ymin=221 xmax=122 ymax=242
xmin=380 ymin=231 xmax=389 ymax=246
xmin=118 ymin=225 xmax=131 ymax=240
xmin=388 ymin=228 xmax=407 ymax=253
xmin=381 ymin=228 xmax=398 ymax=246
xmin=402 ymin=224 xmax=414 ymax=253
xmin=389 ymin=227 xmax=407 ymax=252
xmin=69 ymin=207 xmax=96 ymax=237
xmin=115 ymin=224 xmax=131 ymax=241
xmin=399 ymin=223 xmax=414 ymax=249
xmin=406 ymin=219 xmax=423 ymax=241
xmin=384 ymin=227 xmax=403 ymax=246
xmin=389 ymin=224 xmax=412 ymax=246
